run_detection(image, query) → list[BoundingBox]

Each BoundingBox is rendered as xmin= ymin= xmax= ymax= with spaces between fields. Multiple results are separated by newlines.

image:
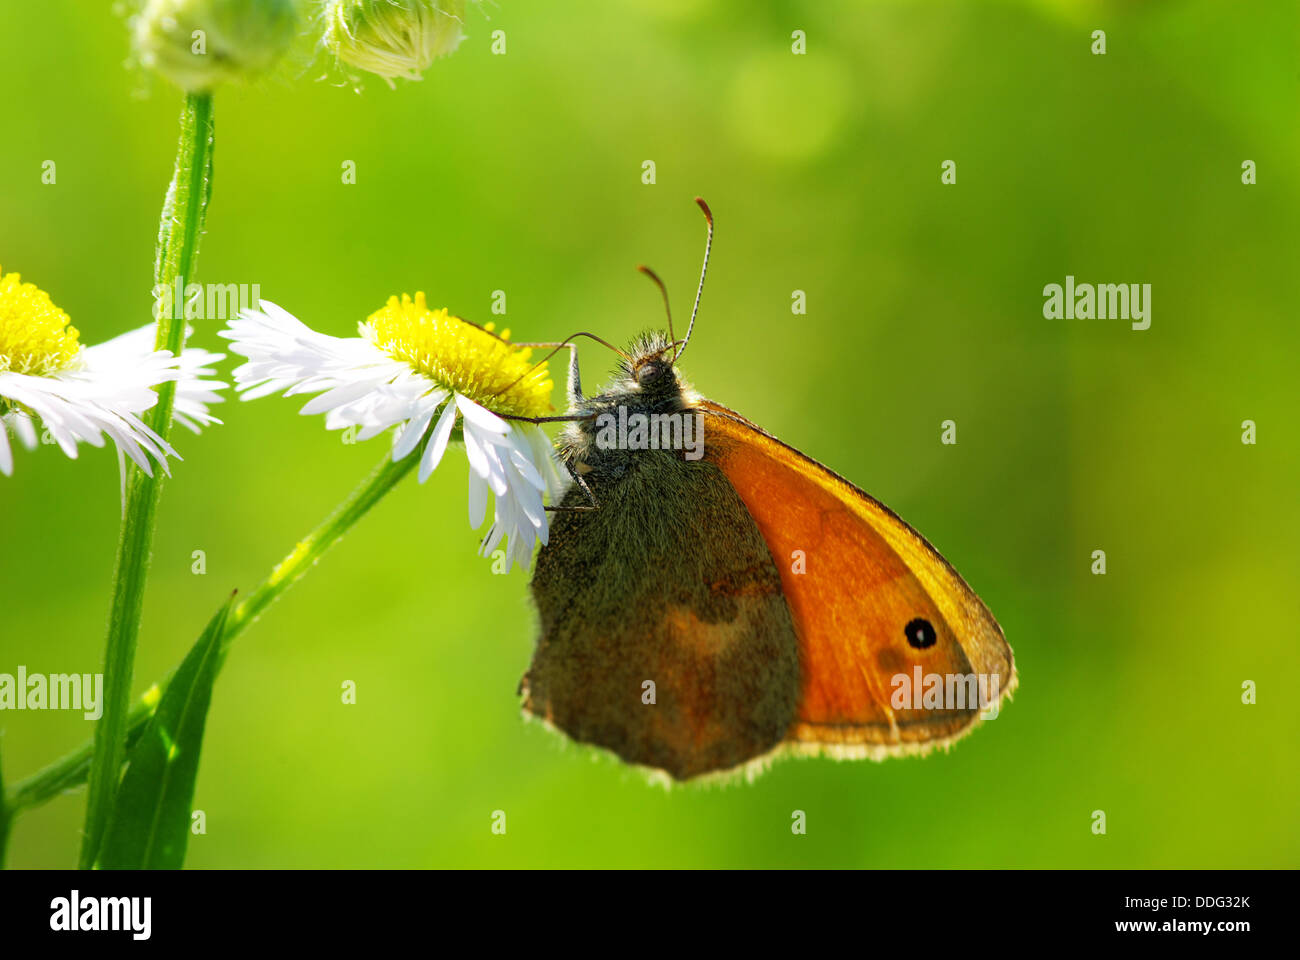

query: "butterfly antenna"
xmin=673 ymin=197 xmax=713 ymax=363
xmin=636 ymin=265 xmax=675 ymax=354
xmin=487 ymin=332 xmax=630 ymax=399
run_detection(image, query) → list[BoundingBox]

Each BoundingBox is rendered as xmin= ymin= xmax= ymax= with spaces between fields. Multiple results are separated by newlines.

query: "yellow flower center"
xmin=0 ymin=266 xmax=82 ymax=377
xmin=365 ymin=292 xmax=553 ymax=419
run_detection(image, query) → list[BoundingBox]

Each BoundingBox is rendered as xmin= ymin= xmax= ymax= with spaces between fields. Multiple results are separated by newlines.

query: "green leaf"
xmin=98 ymin=594 xmax=234 ymax=870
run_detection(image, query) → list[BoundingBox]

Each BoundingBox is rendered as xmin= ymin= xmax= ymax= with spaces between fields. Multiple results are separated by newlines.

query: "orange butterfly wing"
xmin=699 ymin=399 xmax=1016 ymax=757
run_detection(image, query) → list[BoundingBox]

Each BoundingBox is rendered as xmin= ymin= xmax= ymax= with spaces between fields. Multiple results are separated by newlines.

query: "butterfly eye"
xmin=636 ymin=361 xmax=664 ymax=385
xmin=904 ymin=618 xmax=937 ymax=649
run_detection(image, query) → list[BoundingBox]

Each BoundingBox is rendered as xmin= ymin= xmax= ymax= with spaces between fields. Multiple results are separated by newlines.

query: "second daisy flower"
xmin=220 ymin=293 xmax=567 ymax=570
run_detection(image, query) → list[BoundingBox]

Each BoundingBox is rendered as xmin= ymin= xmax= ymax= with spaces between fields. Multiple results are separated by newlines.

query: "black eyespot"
xmin=904 ymin=617 xmax=937 ymax=649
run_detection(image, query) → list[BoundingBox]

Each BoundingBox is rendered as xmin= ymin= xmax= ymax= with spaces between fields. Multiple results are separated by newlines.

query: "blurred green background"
xmin=2 ymin=0 xmax=1297 ymax=868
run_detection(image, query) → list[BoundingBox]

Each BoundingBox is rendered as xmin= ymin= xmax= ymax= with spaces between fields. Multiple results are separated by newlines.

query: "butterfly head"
xmin=629 ymin=330 xmax=678 ymax=385
xmin=615 ymin=329 xmax=683 ymax=401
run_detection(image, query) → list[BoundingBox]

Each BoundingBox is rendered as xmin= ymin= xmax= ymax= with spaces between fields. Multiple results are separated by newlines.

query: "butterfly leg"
xmin=507 ymin=340 xmax=585 ymax=407
xmin=545 ymin=461 xmax=599 ymax=513
xmin=498 ymin=413 xmax=593 ymax=424
xmin=498 ymin=341 xmax=595 ymax=510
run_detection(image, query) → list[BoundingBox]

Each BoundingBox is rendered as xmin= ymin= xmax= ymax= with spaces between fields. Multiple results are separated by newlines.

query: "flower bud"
xmin=324 ymin=0 xmax=467 ymax=84
xmin=133 ymin=0 xmax=298 ymax=92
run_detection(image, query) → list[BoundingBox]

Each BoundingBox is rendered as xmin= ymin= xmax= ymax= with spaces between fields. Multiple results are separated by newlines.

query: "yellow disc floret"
xmin=0 ymin=265 xmax=82 ymax=377
xmin=365 ymin=292 xmax=552 ymax=419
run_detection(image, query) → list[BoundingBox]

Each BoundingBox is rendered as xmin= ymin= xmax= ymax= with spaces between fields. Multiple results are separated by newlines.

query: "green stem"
xmin=223 ymin=453 xmax=418 ymax=645
xmin=8 ymin=684 xmax=163 ymax=814
xmin=79 ymin=93 xmax=214 ymax=870
xmin=8 ymin=452 xmax=416 ymax=825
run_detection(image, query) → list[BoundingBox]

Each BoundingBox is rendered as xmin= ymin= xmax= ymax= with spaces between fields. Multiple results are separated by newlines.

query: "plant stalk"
xmin=78 ymin=93 xmax=215 ymax=869
xmin=10 ymin=451 xmax=416 ymax=828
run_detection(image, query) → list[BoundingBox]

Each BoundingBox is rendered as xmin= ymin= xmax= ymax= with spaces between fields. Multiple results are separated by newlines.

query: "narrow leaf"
xmin=99 ymin=594 xmax=234 ymax=870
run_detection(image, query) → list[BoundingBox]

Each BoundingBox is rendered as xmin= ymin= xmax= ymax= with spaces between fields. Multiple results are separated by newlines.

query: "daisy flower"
xmin=220 ymin=293 xmax=567 ymax=570
xmin=0 ymin=264 xmax=226 ymax=477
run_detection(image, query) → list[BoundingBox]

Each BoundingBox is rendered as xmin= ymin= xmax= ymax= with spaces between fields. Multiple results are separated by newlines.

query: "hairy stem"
xmin=79 ymin=93 xmax=215 ymax=869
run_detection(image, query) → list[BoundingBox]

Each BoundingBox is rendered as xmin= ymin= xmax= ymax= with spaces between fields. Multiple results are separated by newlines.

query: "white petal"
xmin=11 ymin=412 xmax=37 ymax=449
xmin=460 ymin=419 xmax=493 ymax=483
xmin=467 ymin=469 xmax=489 ymax=528
xmin=0 ymin=420 xmax=12 ymax=476
xmin=0 ymin=361 xmax=189 ymax=474
xmin=419 ymin=397 xmax=458 ymax=481
xmin=525 ymin=424 xmax=568 ymax=502
xmin=480 ymin=515 xmax=506 ymax=557
xmin=394 ymin=408 xmax=434 ymax=461
xmin=455 ymin=393 xmax=508 ymax=435
xmin=507 ymin=436 xmax=545 ymax=492
xmin=299 ymin=378 xmax=381 ymax=416
xmin=507 ymin=467 xmax=545 ymax=528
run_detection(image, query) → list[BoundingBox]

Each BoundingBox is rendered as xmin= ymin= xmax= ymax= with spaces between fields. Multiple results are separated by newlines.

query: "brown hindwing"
xmin=524 ymin=447 xmax=801 ymax=780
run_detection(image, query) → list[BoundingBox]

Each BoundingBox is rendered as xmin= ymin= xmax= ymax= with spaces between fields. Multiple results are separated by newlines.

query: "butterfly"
xmin=500 ymin=199 xmax=1015 ymax=781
